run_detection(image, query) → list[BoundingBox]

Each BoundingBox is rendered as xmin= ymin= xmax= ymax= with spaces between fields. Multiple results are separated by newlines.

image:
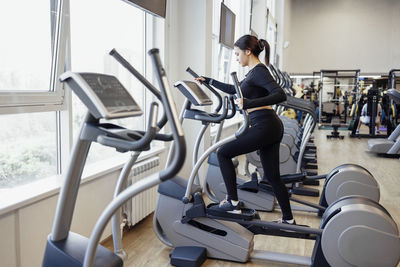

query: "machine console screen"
xmin=80 ymin=73 xmax=141 ymax=114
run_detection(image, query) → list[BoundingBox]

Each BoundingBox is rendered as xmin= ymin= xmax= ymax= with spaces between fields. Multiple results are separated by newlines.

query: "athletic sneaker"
xmin=209 ymin=199 xmax=242 ymax=214
xmin=355 ymin=130 xmax=359 ymax=134
xmin=274 ymin=218 xmax=296 ymax=225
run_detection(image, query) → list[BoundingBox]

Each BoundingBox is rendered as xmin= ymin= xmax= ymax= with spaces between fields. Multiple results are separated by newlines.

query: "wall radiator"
xmin=122 ymin=156 xmax=161 ymax=227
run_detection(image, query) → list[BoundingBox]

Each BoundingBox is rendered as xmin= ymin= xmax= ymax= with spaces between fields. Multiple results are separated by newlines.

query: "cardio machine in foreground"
xmin=107 ymin=48 xmax=175 ymax=260
xmin=154 ymin=72 xmax=400 ymax=267
xmin=42 ymin=48 xmax=186 ymax=267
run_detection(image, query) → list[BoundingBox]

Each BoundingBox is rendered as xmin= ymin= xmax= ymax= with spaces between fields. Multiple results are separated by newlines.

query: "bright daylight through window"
xmin=70 ymin=0 xmax=147 ymax=164
xmin=0 ymin=1 xmax=52 ymax=92
xmin=0 ymin=1 xmax=57 ymax=189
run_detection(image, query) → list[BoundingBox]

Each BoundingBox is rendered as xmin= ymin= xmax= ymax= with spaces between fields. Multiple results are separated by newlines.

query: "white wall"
xmin=282 ymin=0 xmax=292 ymax=70
xmin=164 ymin=0 xmax=213 ymax=181
xmin=283 ymin=0 xmax=400 ymax=73
xmin=251 ymin=0 xmax=267 ymax=38
xmin=0 ymin=213 xmax=17 ymax=267
xmin=274 ymin=0 xmax=282 ymax=68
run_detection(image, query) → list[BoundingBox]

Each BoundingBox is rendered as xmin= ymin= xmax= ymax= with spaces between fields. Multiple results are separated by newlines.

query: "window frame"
xmin=63 ymin=0 xmax=165 ymax=171
xmin=0 ymin=0 xmax=67 ymax=114
xmin=266 ymin=8 xmax=278 ymax=66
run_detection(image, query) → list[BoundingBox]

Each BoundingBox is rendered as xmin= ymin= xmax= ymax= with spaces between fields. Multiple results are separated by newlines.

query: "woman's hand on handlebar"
xmin=195 ymin=76 xmax=206 ymax=85
xmin=235 ymin=97 xmax=244 ymax=109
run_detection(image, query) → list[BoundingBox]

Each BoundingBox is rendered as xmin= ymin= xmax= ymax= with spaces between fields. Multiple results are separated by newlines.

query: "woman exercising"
xmin=195 ymin=35 xmax=294 ymax=224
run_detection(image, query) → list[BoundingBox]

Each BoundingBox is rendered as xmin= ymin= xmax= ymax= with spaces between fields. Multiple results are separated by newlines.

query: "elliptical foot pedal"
xmin=170 ymin=246 xmax=207 ymax=267
xmin=206 ymin=204 xmax=256 ymax=221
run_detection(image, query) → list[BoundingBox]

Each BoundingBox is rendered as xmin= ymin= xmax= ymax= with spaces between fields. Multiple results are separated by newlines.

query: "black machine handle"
xmin=109 ymin=48 xmax=168 ymax=130
xmin=134 ymin=131 xmax=174 ymax=142
xmin=269 ymin=64 xmax=281 ymax=85
xmin=276 ymin=67 xmax=286 ymax=88
xmin=282 ymin=72 xmax=288 ymax=88
xmin=283 ymin=72 xmax=292 ymax=89
xmin=148 ymin=48 xmax=186 ymax=182
xmin=277 ymin=68 xmax=285 ymax=88
xmin=231 ymin=72 xmax=243 ymax=98
xmin=97 ymin=102 xmax=159 ymax=151
xmin=226 ymin=95 xmax=237 ymax=119
xmin=186 ymin=67 xmax=223 ymax=113
xmin=194 ymin=96 xmax=229 ymax=123
xmin=230 ymin=72 xmax=249 ymax=138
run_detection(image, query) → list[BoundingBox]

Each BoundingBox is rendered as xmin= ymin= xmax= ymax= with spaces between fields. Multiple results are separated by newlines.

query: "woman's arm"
xmin=203 ymin=77 xmax=236 ymax=94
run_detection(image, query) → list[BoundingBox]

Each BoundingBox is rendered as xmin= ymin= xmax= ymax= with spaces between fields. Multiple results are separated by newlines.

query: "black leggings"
xmin=217 ymin=110 xmax=293 ymax=220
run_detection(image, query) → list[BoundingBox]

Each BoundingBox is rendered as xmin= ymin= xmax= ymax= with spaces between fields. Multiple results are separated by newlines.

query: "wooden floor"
xmin=103 ymin=127 xmax=400 ymax=266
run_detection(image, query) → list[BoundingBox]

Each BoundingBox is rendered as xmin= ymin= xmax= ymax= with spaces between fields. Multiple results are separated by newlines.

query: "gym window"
xmin=70 ymin=0 xmax=148 ymax=164
xmin=0 ymin=0 xmax=164 ymax=189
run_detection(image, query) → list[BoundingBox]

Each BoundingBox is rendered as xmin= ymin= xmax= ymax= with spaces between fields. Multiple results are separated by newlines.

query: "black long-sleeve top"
xmin=204 ymin=63 xmax=286 ymax=109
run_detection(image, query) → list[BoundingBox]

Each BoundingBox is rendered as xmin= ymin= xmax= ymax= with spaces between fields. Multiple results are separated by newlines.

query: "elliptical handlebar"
xmin=109 ymin=48 xmax=168 ymax=130
xmin=148 ymin=48 xmax=186 ymax=182
xmin=96 ymin=102 xmax=159 ymax=152
xmin=230 ymin=72 xmax=243 ymax=98
xmin=194 ymin=96 xmax=229 ymax=123
xmin=186 ymin=67 xmax=223 ymax=113
xmin=268 ymin=64 xmax=281 ymax=86
xmin=230 ymin=72 xmax=249 ymax=138
xmin=276 ymin=67 xmax=286 ymax=88
xmin=283 ymin=72 xmax=292 ymax=89
xmin=226 ymin=95 xmax=237 ymax=119
xmin=83 ymin=48 xmax=186 ymax=267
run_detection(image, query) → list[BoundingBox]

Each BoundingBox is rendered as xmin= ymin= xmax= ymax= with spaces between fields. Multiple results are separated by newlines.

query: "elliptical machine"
xmin=42 ymin=48 xmax=186 ymax=267
xmin=107 ymin=48 xmax=179 ymax=260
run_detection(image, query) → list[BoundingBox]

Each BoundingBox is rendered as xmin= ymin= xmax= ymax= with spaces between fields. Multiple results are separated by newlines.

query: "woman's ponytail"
xmin=259 ymin=39 xmax=270 ymax=65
